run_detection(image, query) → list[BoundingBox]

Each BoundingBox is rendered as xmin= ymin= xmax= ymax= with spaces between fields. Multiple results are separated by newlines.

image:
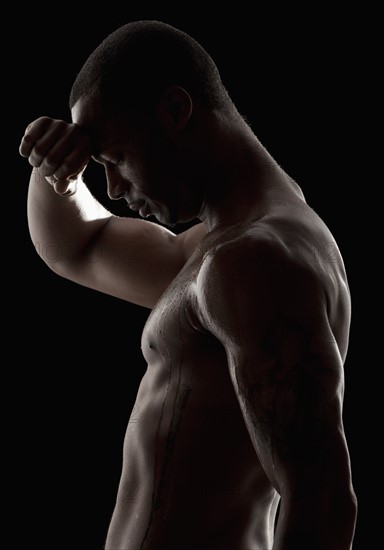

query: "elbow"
xmin=276 ymin=487 xmax=358 ymax=549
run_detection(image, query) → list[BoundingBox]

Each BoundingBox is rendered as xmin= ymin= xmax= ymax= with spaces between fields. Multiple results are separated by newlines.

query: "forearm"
xmin=27 ymin=168 xmax=112 ymax=268
xmin=273 ymin=491 xmax=357 ymax=550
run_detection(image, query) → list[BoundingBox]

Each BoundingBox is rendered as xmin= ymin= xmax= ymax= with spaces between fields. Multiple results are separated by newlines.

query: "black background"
xmin=10 ymin=5 xmax=370 ymax=549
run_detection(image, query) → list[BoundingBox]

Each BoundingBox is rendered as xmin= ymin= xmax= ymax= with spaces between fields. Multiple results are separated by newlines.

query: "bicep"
xmin=60 ymin=216 xmax=185 ymax=308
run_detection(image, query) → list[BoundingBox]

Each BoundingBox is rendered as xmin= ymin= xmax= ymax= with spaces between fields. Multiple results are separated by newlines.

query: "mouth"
xmin=139 ymin=203 xmax=152 ymax=218
xmin=126 ymin=198 xmax=153 ymax=219
xmin=126 ymin=200 xmax=145 ymax=212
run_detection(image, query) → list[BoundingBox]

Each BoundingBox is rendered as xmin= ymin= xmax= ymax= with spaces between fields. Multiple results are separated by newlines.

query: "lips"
xmin=139 ymin=203 xmax=152 ymax=218
xmin=127 ymin=200 xmax=144 ymax=212
xmin=126 ymin=199 xmax=152 ymax=218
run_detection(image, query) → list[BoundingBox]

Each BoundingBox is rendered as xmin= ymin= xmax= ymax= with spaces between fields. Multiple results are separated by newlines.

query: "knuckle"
xmin=32 ymin=141 xmax=46 ymax=157
xmin=19 ymin=139 xmax=31 ymax=157
xmin=40 ymin=160 xmax=57 ymax=177
xmin=28 ymin=156 xmax=42 ymax=168
xmin=53 ymin=118 xmax=69 ymax=131
xmin=21 ymin=132 xmax=34 ymax=146
xmin=54 ymin=162 xmax=73 ymax=180
xmin=36 ymin=164 xmax=52 ymax=177
xmin=33 ymin=116 xmax=54 ymax=133
xmin=36 ymin=116 xmax=52 ymax=124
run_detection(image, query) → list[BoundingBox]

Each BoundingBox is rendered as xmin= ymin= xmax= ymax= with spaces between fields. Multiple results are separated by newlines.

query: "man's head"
xmin=70 ymin=20 xmax=234 ymax=226
xmin=69 ymin=20 xmax=231 ymax=117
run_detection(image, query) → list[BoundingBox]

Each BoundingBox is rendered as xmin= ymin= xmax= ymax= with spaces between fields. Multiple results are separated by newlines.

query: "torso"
xmin=105 ymin=200 xmax=351 ymax=550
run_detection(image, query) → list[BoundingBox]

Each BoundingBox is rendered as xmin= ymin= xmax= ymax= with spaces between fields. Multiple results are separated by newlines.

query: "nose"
xmin=105 ymin=165 xmax=129 ymax=200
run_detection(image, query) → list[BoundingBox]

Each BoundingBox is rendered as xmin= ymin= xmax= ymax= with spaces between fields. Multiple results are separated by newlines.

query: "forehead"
xmin=71 ymin=93 xmax=103 ymax=132
xmin=71 ymin=95 xmax=133 ymax=153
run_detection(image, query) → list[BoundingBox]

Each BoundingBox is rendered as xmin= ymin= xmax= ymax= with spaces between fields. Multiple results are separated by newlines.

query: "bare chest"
xmin=140 ymin=251 xmax=210 ymax=365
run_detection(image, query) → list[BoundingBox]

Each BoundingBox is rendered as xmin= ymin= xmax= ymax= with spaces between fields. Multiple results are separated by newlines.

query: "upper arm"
xmin=58 ymin=217 xmax=206 ymax=309
xmin=198 ymin=239 xmax=352 ymax=498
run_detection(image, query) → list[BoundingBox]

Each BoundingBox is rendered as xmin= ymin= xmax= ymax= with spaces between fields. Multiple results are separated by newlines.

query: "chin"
xmin=152 ymin=203 xmax=199 ymax=228
xmin=150 ymin=210 xmax=173 ymax=227
xmin=165 ymin=214 xmax=197 ymax=228
xmin=151 ymin=206 xmax=176 ymax=227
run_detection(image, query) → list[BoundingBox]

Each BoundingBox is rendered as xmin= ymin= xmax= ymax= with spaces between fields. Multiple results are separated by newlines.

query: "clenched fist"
xmin=19 ymin=116 xmax=92 ymax=195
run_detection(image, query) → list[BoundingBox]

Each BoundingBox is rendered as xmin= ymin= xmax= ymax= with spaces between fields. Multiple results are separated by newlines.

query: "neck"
xmin=196 ymin=110 xmax=305 ymax=231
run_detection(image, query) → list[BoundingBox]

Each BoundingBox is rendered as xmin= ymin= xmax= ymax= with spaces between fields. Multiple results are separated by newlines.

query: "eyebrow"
xmin=90 ymin=139 xmax=112 ymax=164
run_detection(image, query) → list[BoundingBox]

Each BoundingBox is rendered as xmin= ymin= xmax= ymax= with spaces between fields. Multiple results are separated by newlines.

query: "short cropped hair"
xmin=69 ymin=20 xmax=232 ymax=116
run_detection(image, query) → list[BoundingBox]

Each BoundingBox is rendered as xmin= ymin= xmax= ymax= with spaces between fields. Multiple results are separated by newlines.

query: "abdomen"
xmin=106 ymin=356 xmax=278 ymax=549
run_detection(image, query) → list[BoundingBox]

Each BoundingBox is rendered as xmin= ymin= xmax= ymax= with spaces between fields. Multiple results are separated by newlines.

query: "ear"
xmin=155 ymin=85 xmax=192 ymax=134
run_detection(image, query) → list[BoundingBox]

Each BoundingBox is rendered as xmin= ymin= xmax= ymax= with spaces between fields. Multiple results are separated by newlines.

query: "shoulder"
xmin=198 ymin=222 xmax=324 ymax=300
xmin=196 ymin=222 xmax=327 ymax=340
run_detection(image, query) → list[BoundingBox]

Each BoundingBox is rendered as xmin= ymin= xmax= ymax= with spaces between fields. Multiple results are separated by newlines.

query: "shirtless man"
xmin=19 ymin=20 xmax=357 ymax=550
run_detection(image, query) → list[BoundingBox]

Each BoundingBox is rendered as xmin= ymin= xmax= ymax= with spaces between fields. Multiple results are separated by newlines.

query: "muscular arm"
xmin=198 ymin=238 xmax=357 ymax=549
xmin=21 ymin=117 xmax=206 ymax=309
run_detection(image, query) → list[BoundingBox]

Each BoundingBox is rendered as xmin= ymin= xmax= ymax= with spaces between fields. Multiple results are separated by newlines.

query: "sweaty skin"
xmin=20 ymin=94 xmax=357 ymax=549
xmin=105 ymin=210 xmax=351 ymax=550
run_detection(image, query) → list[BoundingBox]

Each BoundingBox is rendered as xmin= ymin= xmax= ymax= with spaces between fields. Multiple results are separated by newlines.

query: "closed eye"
xmin=91 ymin=154 xmax=104 ymax=165
xmin=91 ymin=154 xmax=123 ymax=167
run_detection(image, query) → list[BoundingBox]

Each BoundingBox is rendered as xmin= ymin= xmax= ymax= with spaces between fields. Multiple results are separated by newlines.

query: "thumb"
xmin=46 ymin=175 xmax=78 ymax=196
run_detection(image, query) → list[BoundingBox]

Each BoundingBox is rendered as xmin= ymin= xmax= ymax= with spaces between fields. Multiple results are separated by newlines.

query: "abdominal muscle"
xmin=104 ymin=351 xmax=279 ymax=550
